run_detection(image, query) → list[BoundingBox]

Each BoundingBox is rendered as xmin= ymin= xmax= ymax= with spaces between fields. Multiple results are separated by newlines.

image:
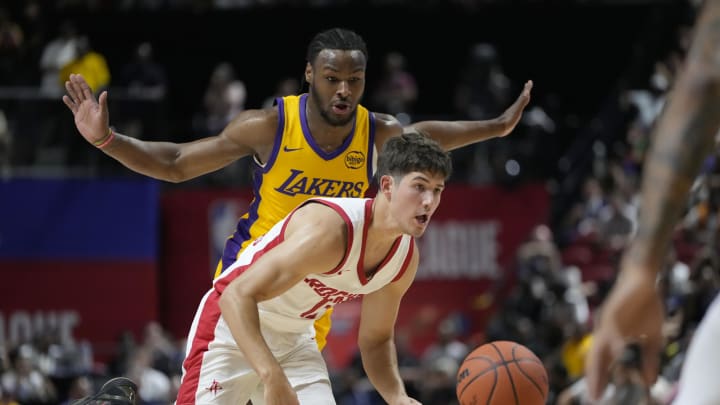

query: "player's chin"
xmin=409 ymin=219 xmax=429 ymax=236
xmin=408 ymin=229 xmax=426 ymax=238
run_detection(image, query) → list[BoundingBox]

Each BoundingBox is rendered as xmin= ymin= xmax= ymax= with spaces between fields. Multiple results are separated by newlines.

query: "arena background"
xmin=0 ymin=1 xmax=698 ymax=404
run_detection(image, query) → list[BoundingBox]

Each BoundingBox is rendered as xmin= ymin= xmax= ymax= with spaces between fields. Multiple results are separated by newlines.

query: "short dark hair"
xmin=376 ymin=130 xmax=452 ymax=182
xmin=306 ymin=28 xmax=368 ymax=65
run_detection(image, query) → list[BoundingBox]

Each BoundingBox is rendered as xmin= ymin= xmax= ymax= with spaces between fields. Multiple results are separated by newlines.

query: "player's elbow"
xmin=217 ymin=287 xmax=257 ymax=318
xmin=218 ymin=279 xmax=243 ymax=310
xmin=163 ymin=168 xmax=188 ymax=183
xmin=218 ymin=292 xmax=232 ymax=315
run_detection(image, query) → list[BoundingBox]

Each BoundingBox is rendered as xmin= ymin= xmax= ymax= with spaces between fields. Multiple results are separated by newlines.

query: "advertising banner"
xmin=0 ymin=178 xmax=160 ymax=360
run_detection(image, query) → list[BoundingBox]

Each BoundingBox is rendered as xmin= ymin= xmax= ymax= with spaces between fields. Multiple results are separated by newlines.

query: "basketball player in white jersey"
xmin=175 ymin=129 xmax=451 ymax=405
xmin=585 ymin=1 xmax=720 ymax=403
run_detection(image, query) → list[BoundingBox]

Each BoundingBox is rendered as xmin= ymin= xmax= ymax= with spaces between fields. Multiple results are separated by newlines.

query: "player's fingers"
xmin=525 ymin=80 xmax=533 ymax=92
xmin=516 ymin=81 xmax=532 ymax=106
xmin=69 ymin=74 xmax=86 ymax=101
xmin=584 ymin=341 xmax=611 ymax=400
xmin=78 ymin=74 xmax=95 ymax=101
xmin=62 ymin=95 xmax=76 ymax=112
xmin=65 ymin=77 xmax=80 ymax=104
xmin=99 ymin=91 xmax=108 ymax=111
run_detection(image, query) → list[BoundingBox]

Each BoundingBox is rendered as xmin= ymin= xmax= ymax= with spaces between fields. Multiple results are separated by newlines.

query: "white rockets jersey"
xmin=213 ymin=197 xmax=415 ymax=333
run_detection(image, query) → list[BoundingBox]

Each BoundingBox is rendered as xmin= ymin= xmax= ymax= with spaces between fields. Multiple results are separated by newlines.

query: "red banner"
xmin=0 ymin=261 xmax=157 ymax=361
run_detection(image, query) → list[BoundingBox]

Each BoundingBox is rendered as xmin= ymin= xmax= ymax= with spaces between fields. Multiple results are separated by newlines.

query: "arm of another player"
xmin=218 ymin=202 xmax=347 ymax=405
xmin=373 ymin=80 xmax=532 ymax=151
xmin=357 ymin=247 xmax=422 ymax=405
xmin=585 ymin=0 xmax=720 ymax=400
xmin=373 ymin=80 xmax=532 ymax=152
xmin=62 ymin=73 xmax=276 ymax=183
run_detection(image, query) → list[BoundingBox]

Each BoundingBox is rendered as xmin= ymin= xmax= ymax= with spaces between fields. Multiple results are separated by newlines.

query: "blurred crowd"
xmin=1 ymin=0 xmax=716 ymax=404
xmin=0 ymin=322 xmax=186 ymax=405
xmin=0 ymin=1 xmax=568 ymax=183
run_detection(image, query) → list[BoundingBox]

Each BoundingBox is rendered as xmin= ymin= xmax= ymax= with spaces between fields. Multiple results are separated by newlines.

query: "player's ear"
xmin=380 ymin=175 xmax=394 ymax=198
xmin=305 ymin=63 xmax=312 ymax=83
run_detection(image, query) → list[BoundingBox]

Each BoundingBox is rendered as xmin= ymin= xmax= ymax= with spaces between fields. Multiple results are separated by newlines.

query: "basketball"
xmin=456 ymin=340 xmax=548 ymax=405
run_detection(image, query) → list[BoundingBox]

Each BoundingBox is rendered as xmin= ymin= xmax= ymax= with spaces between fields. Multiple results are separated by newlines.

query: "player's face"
xmin=389 ymin=171 xmax=445 ymax=237
xmin=306 ymin=49 xmax=366 ymax=127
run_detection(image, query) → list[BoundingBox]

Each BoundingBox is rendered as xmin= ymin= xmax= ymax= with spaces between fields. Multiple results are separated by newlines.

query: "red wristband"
xmin=96 ymin=128 xmax=115 ymax=149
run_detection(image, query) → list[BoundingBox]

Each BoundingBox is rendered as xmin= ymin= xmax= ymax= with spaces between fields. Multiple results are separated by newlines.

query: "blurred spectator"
xmin=596 ymin=192 xmax=635 ymax=251
xmin=560 ymin=321 xmax=592 ymax=381
xmin=39 ymin=20 xmax=78 ymax=96
xmin=116 ymin=41 xmax=168 ymax=141
xmin=59 ymin=35 xmax=110 ymax=95
xmin=199 ymin=61 xmax=246 ymax=136
xmin=0 ymin=344 xmax=57 ymax=405
xmin=262 ymin=77 xmax=300 ymax=109
xmin=453 ymin=42 xmax=511 ymax=121
xmin=119 ymin=41 xmax=167 ymax=100
xmin=563 ymin=176 xmax=608 ymax=244
xmin=0 ymin=7 xmax=24 ymax=85
xmin=516 ymin=224 xmax=563 ymax=279
xmin=420 ymin=314 xmax=469 ymax=385
xmin=59 ymin=375 xmax=92 ymax=405
xmin=562 ymin=266 xmax=591 ymax=327
xmin=0 ymin=109 xmax=11 ymax=171
xmin=125 ymin=347 xmax=171 ymax=405
xmin=370 ymin=51 xmax=418 ymax=125
xmin=625 ymin=57 xmax=671 ymax=130
xmin=192 ymin=61 xmax=250 ymax=186
xmin=0 ymin=385 xmax=19 ymax=405
xmin=16 ymin=2 xmax=46 ymax=84
xmin=451 ymin=42 xmax=513 ymax=184
xmin=140 ymin=321 xmax=176 ymax=377
xmin=108 ymin=330 xmax=137 ymax=377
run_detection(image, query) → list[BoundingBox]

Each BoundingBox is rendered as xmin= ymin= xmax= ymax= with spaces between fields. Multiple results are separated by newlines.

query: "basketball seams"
xmin=511 ymin=347 xmax=548 ymax=398
xmin=457 ymin=357 xmax=498 ymax=400
xmin=491 ymin=342 xmax=520 ymax=405
xmin=486 ymin=364 xmax=498 ymax=405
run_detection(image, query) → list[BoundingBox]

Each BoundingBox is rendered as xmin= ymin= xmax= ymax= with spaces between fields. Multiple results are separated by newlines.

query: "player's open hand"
xmin=497 ymin=80 xmax=533 ymax=137
xmin=584 ymin=262 xmax=664 ymax=401
xmin=62 ymin=73 xmax=110 ymax=145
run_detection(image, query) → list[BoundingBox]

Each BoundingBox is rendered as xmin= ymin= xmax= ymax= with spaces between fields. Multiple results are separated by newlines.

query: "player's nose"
xmin=336 ymin=81 xmax=351 ymax=97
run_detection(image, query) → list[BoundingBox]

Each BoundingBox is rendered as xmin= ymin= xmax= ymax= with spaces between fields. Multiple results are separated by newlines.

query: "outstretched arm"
xmin=410 ymin=80 xmax=532 ymax=150
xmin=358 ymin=247 xmax=421 ymax=405
xmin=585 ymin=0 xmax=720 ymax=400
xmin=62 ymin=73 xmax=275 ymax=182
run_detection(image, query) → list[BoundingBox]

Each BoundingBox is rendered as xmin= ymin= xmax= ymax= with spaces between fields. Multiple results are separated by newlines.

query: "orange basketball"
xmin=456 ymin=340 xmax=548 ymax=405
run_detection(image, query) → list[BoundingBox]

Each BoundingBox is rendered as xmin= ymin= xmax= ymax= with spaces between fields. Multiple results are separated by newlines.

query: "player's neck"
xmin=367 ymin=197 xmax=403 ymax=245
